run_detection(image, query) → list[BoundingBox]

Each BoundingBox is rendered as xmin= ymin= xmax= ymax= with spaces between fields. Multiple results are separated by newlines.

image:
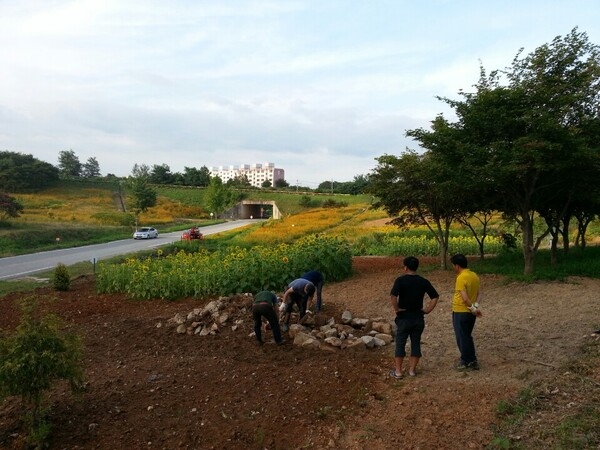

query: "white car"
xmin=133 ymin=227 xmax=159 ymax=239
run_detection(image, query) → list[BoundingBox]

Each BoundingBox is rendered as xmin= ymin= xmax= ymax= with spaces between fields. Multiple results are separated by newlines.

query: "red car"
xmin=182 ymin=227 xmax=204 ymax=240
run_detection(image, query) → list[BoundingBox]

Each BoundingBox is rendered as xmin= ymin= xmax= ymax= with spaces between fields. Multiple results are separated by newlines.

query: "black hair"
xmin=403 ymin=256 xmax=419 ymax=271
xmin=306 ymin=283 xmax=316 ymax=296
xmin=450 ymin=253 xmax=468 ymax=268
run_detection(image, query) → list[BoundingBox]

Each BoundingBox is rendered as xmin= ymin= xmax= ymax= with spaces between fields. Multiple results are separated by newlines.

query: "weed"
xmin=315 ymin=405 xmax=333 ymax=420
xmin=52 ymin=262 xmax=71 ymax=291
xmin=0 ymin=296 xmax=84 ymax=447
xmin=253 ymin=427 xmax=266 ymax=447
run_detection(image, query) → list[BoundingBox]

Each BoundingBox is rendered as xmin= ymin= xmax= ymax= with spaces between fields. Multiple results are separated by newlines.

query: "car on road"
xmin=133 ymin=227 xmax=159 ymax=239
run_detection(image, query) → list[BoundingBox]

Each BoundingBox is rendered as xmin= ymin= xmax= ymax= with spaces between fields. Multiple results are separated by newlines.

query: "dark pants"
xmin=453 ymin=312 xmax=477 ymax=364
xmin=394 ymin=315 xmax=425 ymax=357
xmin=253 ymin=303 xmax=282 ymax=344
xmin=284 ymin=293 xmax=307 ymax=324
xmin=314 ymin=280 xmax=323 ymax=311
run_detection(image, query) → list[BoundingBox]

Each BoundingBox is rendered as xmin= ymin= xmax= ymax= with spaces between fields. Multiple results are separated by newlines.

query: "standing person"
xmin=281 ymin=279 xmax=316 ymax=331
xmin=301 ymin=270 xmax=324 ymax=311
xmin=450 ymin=253 xmax=482 ymax=370
xmin=389 ymin=256 xmax=439 ymax=379
xmin=252 ymin=291 xmax=284 ymax=345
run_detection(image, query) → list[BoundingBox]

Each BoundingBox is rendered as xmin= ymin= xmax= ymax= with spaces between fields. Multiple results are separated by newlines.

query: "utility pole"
xmin=331 ymin=178 xmax=333 ymax=194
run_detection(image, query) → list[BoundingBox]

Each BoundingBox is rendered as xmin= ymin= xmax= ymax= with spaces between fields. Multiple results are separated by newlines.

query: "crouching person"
xmin=252 ymin=291 xmax=285 ymax=345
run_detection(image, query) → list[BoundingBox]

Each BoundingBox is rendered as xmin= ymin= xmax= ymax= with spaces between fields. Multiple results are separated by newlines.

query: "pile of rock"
xmin=162 ymin=293 xmax=395 ymax=351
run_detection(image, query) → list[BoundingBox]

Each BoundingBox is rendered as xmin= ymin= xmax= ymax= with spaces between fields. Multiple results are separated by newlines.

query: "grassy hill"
xmin=0 ymin=180 xmax=379 ymax=256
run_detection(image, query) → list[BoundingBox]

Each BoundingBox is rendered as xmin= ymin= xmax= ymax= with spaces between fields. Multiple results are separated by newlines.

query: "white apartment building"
xmin=208 ymin=162 xmax=285 ymax=188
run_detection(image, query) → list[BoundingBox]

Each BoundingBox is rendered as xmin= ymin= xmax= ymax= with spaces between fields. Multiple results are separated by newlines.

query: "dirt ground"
xmin=1 ymin=256 xmax=599 ymax=450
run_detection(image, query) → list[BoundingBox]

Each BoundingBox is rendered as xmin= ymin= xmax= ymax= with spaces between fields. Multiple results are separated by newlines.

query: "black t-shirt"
xmin=390 ymin=274 xmax=438 ymax=314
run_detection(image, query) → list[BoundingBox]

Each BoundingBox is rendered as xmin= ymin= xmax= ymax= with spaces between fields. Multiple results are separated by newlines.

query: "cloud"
xmin=1 ymin=0 xmax=599 ymax=185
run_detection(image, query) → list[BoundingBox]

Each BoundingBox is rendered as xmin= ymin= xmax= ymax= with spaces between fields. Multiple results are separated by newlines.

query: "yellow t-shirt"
xmin=452 ymin=269 xmax=480 ymax=313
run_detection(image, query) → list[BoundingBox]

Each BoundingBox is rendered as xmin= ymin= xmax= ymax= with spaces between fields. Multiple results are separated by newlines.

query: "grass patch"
xmin=473 ymin=246 xmax=600 ymax=281
xmin=489 ymin=336 xmax=600 ymax=449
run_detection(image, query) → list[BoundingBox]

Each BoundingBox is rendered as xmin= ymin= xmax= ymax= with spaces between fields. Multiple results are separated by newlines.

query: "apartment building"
xmin=208 ymin=162 xmax=285 ymax=188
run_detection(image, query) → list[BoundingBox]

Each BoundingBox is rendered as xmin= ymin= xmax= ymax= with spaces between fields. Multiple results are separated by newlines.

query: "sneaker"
xmin=276 ymin=339 xmax=286 ymax=346
xmin=389 ymin=369 xmax=403 ymax=379
xmin=454 ymin=362 xmax=468 ymax=371
xmin=467 ymin=361 xmax=480 ymax=370
xmin=408 ymin=370 xmax=417 ymax=377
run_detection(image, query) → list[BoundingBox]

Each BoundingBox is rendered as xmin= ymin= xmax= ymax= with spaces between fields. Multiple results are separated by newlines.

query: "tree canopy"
xmin=58 ymin=150 xmax=82 ymax=178
xmin=0 ymin=151 xmax=59 ymax=192
xmin=370 ymin=28 xmax=600 ymax=275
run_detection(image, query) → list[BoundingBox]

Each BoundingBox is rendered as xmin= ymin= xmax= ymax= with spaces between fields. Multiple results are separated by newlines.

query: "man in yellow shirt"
xmin=450 ymin=254 xmax=482 ymax=370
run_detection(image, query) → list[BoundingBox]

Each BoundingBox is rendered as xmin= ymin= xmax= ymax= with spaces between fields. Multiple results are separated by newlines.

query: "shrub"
xmin=0 ymin=296 xmax=84 ymax=447
xmin=52 ymin=262 xmax=71 ymax=291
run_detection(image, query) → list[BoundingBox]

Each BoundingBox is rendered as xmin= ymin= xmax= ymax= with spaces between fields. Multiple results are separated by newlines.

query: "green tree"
xmin=0 ymin=193 xmax=24 ymax=220
xmin=404 ymin=28 xmax=600 ymax=275
xmin=0 ymin=151 xmax=59 ymax=191
xmin=150 ymin=164 xmax=174 ymax=184
xmin=58 ymin=150 xmax=82 ymax=178
xmin=205 ymin=176 xmax=234 ymax=218
xmin=0 ymin=297 xmax=83 ymax=447
xmin=128 ymin=164 xmax=157 ymax=226
xmin=81 ymin=157 xmax=101 ymax=178
xmin=274 ymin=178 xmax=289 ymax=188
xmin=182 ymin=166 xmax=211 ymax=187
xmin=226 ymin=174 xmax=252 ymax=188
xmin=407 ymin=115 xmax=500 ymax=261
xmin=261 ymin=179 xmax=272 ymax=188
xmin=369 ymin=151 xmax=459 ymax=268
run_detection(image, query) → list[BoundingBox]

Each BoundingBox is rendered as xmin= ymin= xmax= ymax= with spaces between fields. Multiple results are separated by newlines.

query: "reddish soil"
xmin=1 ymin=256 xmax=599 ymax=449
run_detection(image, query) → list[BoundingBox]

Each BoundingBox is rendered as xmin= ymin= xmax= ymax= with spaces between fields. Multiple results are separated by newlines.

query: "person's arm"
xmin=460 ymin=290 xmax=482 ymax=316
xmin=306 ymin=294 xmax=314 ymax=313
xmin=422 ymin=297 xmax=439 ymax=314
xmin=389 ymin=295 xmax=404 ymax=314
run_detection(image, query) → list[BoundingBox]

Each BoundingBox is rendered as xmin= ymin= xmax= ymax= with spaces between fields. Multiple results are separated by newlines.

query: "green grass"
xmin=0 ymin=223 xmax=132 ymax=257
xmin=473 ymin=246 xmax=600 ymax=281
xmin=489 ymin=338 xmax=600 ymax=449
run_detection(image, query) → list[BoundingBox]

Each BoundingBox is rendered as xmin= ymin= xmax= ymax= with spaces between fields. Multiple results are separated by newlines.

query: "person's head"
xmin=403 ymin=256 xmax=419 ymax=272
xmin=305 ymin=283 xmax=316 ymax=297
xmin=450 ymin=253 xmax=468 ymax=269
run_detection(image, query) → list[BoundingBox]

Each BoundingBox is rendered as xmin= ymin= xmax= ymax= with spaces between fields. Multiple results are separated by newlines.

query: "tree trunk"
xmin=521 ymin=215 xmax=536 ymax=276
xmin=560 ymin=216 xmax=571 ymax=254
xmin=550 ymin=235 xmax=558 ymax=267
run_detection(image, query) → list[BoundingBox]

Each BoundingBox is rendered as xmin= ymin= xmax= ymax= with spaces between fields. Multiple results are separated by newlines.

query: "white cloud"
xmin=0 ymin=0 xmax=599 ymax=184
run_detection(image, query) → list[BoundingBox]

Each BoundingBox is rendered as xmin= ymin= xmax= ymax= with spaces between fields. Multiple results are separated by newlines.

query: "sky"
xmin=1 ymin=1 xmax=599 ymax=188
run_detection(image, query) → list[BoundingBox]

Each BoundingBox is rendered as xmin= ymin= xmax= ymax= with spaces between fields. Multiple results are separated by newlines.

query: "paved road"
xmin=0 ymin=220 xmax=256 ymax=280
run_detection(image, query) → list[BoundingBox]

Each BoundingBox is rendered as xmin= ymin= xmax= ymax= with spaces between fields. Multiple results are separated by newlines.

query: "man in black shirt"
xmin=389 ymin=256 xmax=439 ymax=378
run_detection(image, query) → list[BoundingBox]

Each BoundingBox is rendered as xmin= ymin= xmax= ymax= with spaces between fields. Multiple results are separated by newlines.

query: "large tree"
xmin=405 ymin=28 xmax=600 ymax=275
xmin=150 ymin=164 xmax=174 ymax=185
xmin=204 ymin=177 xmax=234 ymax=218
xmin=182 ymin=166 xmax=211 ymax=187
xmin=369 ymin=150 xmax=459 ymax=268
xmin=81 ymin=157 xmax=101 ymax=178
xmin=0 ymin=193 xmax=24 ymax=220
xmin=58 ymin=150 xmax=82 ymax=178
xmin=128 ymin=164 xmax=157 ymax=227
xmin=0 ymin=151 xmax=59 ymax=191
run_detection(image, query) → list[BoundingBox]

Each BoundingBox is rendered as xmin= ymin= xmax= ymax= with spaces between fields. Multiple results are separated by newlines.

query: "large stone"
xmin=371 ymin=321 xmax=392 ymax=335
xmin=360 ymin=335 xmax=377 ymax=348
xmin=293 ymin=331 xmax=315 ymax=346
xmin=341 ymin=310 xmax=352 ymax=324
xmin=343 ymin=339 xmax=366 ymax=351
xmin=324 ymin=337 xmax=342 ymax=347
xmin=350 ymin=318 xmax=370 ymax=329
xmin=375 ymin=333 xmax=393 ymax=344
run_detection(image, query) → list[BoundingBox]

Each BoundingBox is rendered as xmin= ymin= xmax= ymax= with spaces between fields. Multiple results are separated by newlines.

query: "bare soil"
xmin=1 ymin=256 xmax=599 ymax=449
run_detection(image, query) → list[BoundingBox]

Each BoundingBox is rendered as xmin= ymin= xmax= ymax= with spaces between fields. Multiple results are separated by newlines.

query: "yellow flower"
xmin=282 ymin=257 xmax=289 ymax=263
